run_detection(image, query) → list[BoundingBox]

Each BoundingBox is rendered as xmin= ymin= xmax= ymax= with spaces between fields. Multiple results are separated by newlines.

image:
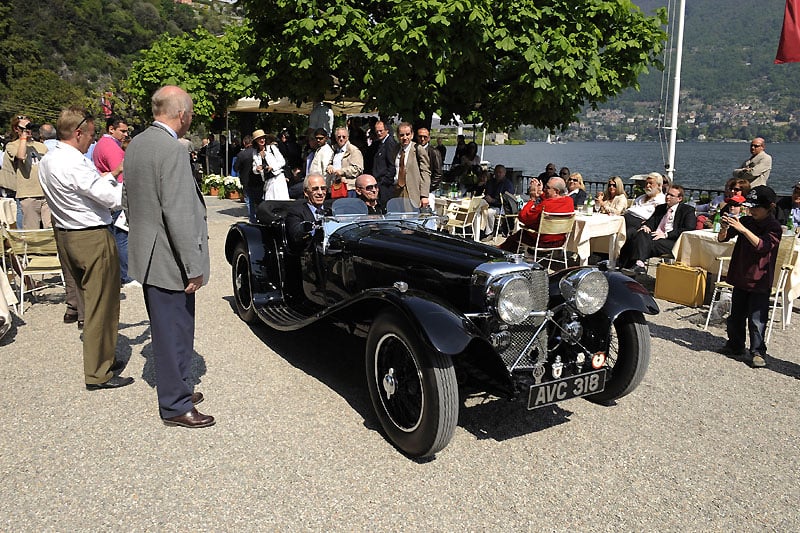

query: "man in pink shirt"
xmin=92 ymin=116 xmax=137 ymax=287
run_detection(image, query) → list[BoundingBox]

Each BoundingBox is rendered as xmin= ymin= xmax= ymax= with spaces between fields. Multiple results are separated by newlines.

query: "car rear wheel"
xmin=232 ymin=242 xmax=257 ymax=324
xmin=588 ymin=311 xmax=650 ymax=404
xmin=366 ymin=310 xmax=458 ymax=458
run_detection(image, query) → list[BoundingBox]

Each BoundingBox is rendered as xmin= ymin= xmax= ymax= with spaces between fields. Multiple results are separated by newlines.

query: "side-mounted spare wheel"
xmin=366 ymin=309 xmax=459 ymax=458
xmin=232 ymin=242 xmax=257 ymax=324
xmin=588 ymin=310 xmax=651 ymax=404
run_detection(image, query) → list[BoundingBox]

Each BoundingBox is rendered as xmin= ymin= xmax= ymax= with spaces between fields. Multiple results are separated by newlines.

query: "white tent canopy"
xmin=227 ymin=97 xmax=367 ymax=116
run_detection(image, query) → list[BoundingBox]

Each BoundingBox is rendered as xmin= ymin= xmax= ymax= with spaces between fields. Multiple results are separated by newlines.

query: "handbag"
xmin=330 ymin=181 xmax=348 ymax=199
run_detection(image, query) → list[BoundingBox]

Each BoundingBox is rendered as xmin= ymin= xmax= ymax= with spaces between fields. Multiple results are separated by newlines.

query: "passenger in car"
xmin=286 ymin=173 xmax=327 ymax=250
xmin=354 ymin=173 xmax=385 ymax=215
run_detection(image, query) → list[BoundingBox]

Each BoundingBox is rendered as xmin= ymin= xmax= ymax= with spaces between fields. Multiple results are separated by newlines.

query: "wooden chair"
xmin=704 ymin=233 xmax=797 ymax=342
xmin=1 ymin=227 xmax=64 ymax=316
xmin=445 ymin=196 xmax=483 ymax=239
xmin=517 ymin=211 xmax=576 ymax=271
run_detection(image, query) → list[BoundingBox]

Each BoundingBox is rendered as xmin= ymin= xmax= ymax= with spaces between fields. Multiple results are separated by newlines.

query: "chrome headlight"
xmin=559 ymin=269 xmax=609 ymax=316
xmin=488 ymin=275 xmax=534 ymax=324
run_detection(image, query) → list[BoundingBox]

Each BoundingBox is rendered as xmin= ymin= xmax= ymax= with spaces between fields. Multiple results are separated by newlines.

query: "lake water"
xmin=475 ymin=142 xmax=800 ymax=194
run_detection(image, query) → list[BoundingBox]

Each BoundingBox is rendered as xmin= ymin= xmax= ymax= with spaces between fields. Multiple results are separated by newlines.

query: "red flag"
xmin=776 ymin=0 xmax=800 ymax=63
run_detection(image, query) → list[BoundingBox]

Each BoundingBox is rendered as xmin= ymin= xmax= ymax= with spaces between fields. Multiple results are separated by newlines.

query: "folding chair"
xmin=445 ymin=196 xmax=483 ymax=239
xmin=493 ymin=191 xmax=520 ymax=238
xmin=517 ymin=211 xmax=576 ymax=271
xmin=1 ymin=227 xmax=64 ymax=316
xmin=704 ymin=233 xmax=797 ymax=342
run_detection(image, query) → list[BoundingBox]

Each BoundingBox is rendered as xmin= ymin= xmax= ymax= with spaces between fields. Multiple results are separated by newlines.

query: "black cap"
xmin=742 ymin=185 xmax=777 ymax=208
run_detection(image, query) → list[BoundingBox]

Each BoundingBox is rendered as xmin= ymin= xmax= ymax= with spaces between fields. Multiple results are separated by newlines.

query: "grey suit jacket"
xmin=124 ymin=124 xmax=210 ymax=291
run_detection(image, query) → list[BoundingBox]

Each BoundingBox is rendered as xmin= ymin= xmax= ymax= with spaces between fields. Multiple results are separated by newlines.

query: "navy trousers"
xmin=143 ymin=284 xmax=196 ymax=418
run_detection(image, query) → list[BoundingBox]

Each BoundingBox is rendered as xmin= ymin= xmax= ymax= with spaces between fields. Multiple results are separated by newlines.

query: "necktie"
xmin=398 ymin=148 xmax=406 ymax=188
xmin=657 ymin=207 xmax=673 ymax=233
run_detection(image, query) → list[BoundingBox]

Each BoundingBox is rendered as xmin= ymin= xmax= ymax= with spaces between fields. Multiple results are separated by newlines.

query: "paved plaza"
xmin=1 ymin=197 xmax=797 ymax=530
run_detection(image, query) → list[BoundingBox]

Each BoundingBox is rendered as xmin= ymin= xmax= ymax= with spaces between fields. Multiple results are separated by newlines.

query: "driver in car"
xmin=286 ymin=173 xmax=328 ymax=250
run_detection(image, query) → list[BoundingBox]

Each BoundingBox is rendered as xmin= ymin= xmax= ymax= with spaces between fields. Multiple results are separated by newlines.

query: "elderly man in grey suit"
xmin=733 ymin=137 xmax=771 ymax=187
xmin=124 ymin=86 xmax=214 ymax=428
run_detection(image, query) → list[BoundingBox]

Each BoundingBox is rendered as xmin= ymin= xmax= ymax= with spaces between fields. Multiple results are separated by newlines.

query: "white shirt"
xmin=38 ymin=141 xmax=123 ymax=229
xmin=628 ymin=192 xmax=665 ymax=220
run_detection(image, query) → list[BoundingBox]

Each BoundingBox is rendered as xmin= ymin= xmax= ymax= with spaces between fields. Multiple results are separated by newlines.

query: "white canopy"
xmin=227 ymin=97 xmax=368 ymax=116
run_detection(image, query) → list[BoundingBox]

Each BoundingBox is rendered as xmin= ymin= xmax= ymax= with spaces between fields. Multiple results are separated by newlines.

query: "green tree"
xmin=240 ymin=0 xmax=667 ymax=130
xmin=125 ymin=25 xmax=259 ymax=124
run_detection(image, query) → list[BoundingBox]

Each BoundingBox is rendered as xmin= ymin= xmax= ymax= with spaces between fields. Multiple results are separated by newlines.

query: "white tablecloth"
xmin=567 ymin=214 xmax=626 ymax=267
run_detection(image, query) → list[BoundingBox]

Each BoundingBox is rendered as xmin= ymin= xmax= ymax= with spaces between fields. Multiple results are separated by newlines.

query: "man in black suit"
xmin=372 ymin=121 xmax=398 ymax=208
xmin=234 ymin=134 xmax=258 ymax=222
xmin=619 ymin=184 xmax=697 ymax=275
xmin=286 ymin=173 xmax=327 ymax=250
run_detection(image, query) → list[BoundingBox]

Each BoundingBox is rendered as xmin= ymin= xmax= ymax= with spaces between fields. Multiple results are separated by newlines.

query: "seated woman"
xmin=776 ymin=181 xmax=800 ymax=227
xmin=566 ymin=172 xmax=588 ymax=208
xmin=499 ymin=177 xmax=573 ymax=252
xmin=701 ymin=178 xmax=751 ymax=227
xmin=596 ymin=176 xmax=628 ymax=215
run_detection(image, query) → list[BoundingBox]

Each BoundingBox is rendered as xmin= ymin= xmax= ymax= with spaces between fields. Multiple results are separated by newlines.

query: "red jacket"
xmin=519 ymin=195 xmax=575 ymax=244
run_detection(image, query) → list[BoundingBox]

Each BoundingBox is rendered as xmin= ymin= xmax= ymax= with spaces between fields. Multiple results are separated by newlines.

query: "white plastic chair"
xmin=517 ymin=211 xmax=576 ymax=271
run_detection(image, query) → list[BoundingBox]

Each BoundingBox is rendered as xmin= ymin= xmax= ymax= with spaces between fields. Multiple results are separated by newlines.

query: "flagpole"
xmin=665 ymin=0 xmax=686 ymax=181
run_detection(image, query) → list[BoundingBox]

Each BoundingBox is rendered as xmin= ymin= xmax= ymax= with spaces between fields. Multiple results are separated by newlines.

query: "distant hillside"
xmin=616 ymin=0 xmax=800 ymax=114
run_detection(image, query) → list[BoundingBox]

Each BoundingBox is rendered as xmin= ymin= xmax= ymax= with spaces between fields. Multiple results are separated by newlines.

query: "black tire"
xmin=232 ymin=242 xmax=257 ymax=324
xmin=366 ymin=310 xmax=459 ymax=458
xmin=588 ymin=311 xmax=651 ymax=404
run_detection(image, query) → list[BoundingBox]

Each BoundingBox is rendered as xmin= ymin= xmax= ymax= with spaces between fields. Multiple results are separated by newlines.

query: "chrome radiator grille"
xmin=496 ymin=268 xmax=549 ymax=370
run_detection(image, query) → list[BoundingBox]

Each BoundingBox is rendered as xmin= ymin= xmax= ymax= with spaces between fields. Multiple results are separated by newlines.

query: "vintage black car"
xmin=225 ymin=198 xmax=659 ymax=458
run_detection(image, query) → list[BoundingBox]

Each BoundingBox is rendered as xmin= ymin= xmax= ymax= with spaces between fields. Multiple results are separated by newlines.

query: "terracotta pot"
xmin=226 ymin=190 xmax=241 ymax=200
xmin=208 ymin=186 xmax=219 ymax=196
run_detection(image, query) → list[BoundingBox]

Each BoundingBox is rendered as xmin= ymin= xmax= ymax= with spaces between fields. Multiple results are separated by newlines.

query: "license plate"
xmin=527 ymin=369 xmax=606 ymax=410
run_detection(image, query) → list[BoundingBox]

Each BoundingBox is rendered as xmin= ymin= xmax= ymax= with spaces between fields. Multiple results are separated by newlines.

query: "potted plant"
xmin=203 ymin=174 xmax=224 ymax=196
xmin=222 ymin=175 xmax=243 ymax=200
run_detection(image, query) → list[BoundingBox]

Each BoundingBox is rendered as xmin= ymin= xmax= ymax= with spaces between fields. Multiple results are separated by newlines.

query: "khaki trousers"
xmin=55 ymin=227 xmax=120 ymax=384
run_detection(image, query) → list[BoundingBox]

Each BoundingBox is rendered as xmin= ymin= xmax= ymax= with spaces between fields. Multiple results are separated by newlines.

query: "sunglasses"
xmin=308 ymin=185 xmax=328 ymax=192
xmin=315 ymin=136 xmax=326 ymax=141
xmin=75 ymin=114 xmax=92 ymax=132
xmin=665 ymin=193 xmax=681 ymax=198
xmin=358 ymin=184 xmax=378 ymax=191
xmin=750 ymin=144 xmax=762 ymax=148
xmin=607 ymin=182 xmax=617 ymax=187
xmin=731 ymin=187 xmax=742 ymax=191
xmin=16 ymin=115 xmax=28 ymax=120
xmin=335 ymin=135 xmax=347 ymax=139
xmin=568 ymin=178 xmax=579 ymax=183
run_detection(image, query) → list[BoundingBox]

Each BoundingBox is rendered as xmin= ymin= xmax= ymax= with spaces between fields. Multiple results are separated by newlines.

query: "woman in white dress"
xmin=252 ymin=132 xmax=289 ymax=200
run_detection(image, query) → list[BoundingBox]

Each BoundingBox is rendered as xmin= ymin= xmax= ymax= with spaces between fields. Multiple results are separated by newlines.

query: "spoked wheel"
xmin=366 ymin=310 xmax=458 ymax=458
xmin=232 ymin=243 xmax=257 ymax=324
xmin=588 ymin=311 xmax=651 ymax=404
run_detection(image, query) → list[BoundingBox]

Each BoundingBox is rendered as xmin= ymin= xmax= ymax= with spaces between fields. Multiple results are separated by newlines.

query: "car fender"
xmin=549 ymin=267 xmax=659 ymax=322
xmin=225 ymin=222 xmax=276 ymax=288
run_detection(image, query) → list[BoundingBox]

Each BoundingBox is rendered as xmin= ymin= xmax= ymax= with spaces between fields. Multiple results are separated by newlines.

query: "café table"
xmin=672 ymin=228 xmax=800 ymax=325
xmin=566 ymin=213 xmax=626 ymax=268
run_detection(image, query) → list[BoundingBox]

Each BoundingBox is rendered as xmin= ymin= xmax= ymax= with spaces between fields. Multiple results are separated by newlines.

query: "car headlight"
xmin=489 ymin=275 xmax=534 ymax=324
xmin=559 ymin=269 xmax=609 ymax=316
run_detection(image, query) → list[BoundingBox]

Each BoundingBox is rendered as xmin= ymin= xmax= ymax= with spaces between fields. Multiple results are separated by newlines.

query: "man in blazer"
xmin=393 ymin=122 xmax=431 ymax=209
xmin=286 ymin=173 xmax=327 ymax=249
xmin=372 ymin=121 xmax=397 ymax=208
xmin=124 ymin=85 xmax=214 ymax=428
xmin=326 ymin=127 xmax=364 ymax=191
xmin=733 ymin=137 xmax=771 ymax=188
xmin=619 ymin=184 xmax=697 ymax=275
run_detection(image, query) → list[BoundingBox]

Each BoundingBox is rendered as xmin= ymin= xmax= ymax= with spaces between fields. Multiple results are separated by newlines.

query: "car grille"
xmin=496 ymin=268 xmax=549 ymax=370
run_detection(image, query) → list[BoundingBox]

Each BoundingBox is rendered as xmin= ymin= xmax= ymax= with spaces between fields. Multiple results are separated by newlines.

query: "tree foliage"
xmin=240 ymin=0 xmax=667 ymax=130
xmin=125 ymin=25 xmax=258 ymax=123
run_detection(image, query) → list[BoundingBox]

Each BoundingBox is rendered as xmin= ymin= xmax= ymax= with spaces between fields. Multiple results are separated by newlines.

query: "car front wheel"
xmin=588 ymin=311 xmax=651 ymax=404
xmin=232 ymin=242 xmax=257 ymax=324
xmin=366 ymin=310 xmax=458 ymax=458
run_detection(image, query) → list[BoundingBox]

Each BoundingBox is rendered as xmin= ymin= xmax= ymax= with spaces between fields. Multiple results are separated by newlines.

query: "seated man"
xmin=286 ymin=173 xmax=328 ymax=251
xmin=776 ymin=180 xmax=800 ymax=228
xmin=619 ymin=185 xmax=697 ymax=275
xmin=354 ymin=173 xmax=385 ymax=215
xmin=624 ymin=172 xmax=665 ymax=241
xmin=499 ymin=177 xmax=574 ymax=251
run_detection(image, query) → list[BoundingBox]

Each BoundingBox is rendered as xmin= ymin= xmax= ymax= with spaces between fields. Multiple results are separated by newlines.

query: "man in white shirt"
xmin=624 ymin=172 xmax=665 ymax=241
xmin=38 ymin=107 xmax=133 ymax=390
xmin=309 ymin=128 xmax=334 ymax=184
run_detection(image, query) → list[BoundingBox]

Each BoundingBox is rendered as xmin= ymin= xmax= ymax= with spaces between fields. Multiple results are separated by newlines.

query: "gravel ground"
xmin=1 ymin=197 xmax=798 ymax=531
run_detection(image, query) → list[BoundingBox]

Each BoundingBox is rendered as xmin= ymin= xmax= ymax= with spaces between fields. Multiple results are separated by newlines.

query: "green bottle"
xmin=712 ymin=211 xmax=721 ymax=233
xmin=788 ymin=215 xmax=794 ymax=233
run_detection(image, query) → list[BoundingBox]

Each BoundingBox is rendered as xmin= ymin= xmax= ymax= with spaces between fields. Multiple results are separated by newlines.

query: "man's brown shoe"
xmin=191 ymin=392 xmax=204 ymax=405
xmin=163 ymin=407 xmax=215 ymax=428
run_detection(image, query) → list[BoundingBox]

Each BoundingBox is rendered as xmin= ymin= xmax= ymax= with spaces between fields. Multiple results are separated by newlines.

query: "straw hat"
xmin=252 ymin=129 xmax=267 ymax=140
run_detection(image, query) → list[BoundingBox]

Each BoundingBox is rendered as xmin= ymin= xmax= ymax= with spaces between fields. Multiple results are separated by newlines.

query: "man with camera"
xmin=1 ymin=115 xmax=50 ymax=229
